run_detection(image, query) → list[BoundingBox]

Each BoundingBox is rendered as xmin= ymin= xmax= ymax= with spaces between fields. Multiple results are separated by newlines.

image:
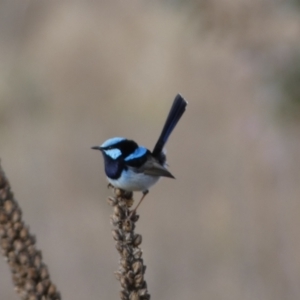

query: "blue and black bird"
xmin=92 ymin=94 xmax=187 ymax=212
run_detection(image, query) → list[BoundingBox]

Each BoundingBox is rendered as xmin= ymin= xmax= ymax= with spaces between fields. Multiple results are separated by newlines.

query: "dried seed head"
xmin=25 ymin=235 xmax=36 ymax=247
xmin=115 ymin=189 xmax=122 ymax=197
xmin=36 ymin=250 xmax=42 ymax=259
xmin=28 ymin=293 xmax=38 ymax=300
xmin=36 ymin=281 xmax=45 ymax=295
xmin=40 ymin=266 xmax=49 ymax=279
xmin=0 ymin=225 xmax=6 ymax=237
xmin=18 ymin=266 xmax=27 ymax=278
xmin=125 ymin=198 xmax=134 ymax=208
xmin=120 ymin=258 xmax=129 ymax=269
xmin=131 ymin=214 xmax=139 ymax=222
xmin=25 ymin=280 xmax=35 ymax=292
xmin=13 ymin=221 xmax=22 ymax=231
xmin=27 ymin=245 xmax=36 ymax=256
xmin=107 ymin=196 xmax=117 ymax=206
xmin=14 ymin=285 xmax=22 ymax=294
xmin=8 ymin=258 xmax=16 ymax=268
xmin=132 ymin=261 xmax=143 ymax=274
xmin=120 ymin=290 xmax=129 ymax=300
xmin=107 ymin=187 xmax=149 ymax=299
xmin=122 ymin=247 xmax=130 ymax=258
xmin=112 ymin=229 xmax=122 ymax=241
xmin=4 ymin=200 xmax=14 ymax=215
xmin=8 ymin=250 xmax=16 ymax=261
xmin=47 ymin=283 xmax=57 ymax=295
xmin=19 ymin=252 xmax=29 ymax=265
xmin=127 ymin=270 xmax=134 ymax=278
xmin=130 ymin=291 xmax=140 ymax=300
xmin=0 ymin=175 xmax=5 ymax=188
xmin=0 ymin=187 xmax=9 ymax=199
xmin=114 ymin=205 xmax=124 ymax=218
xmin=13 ymin=239 xmax=24 ymax=253
xmin=18 ymin=290 xmax=28 ymax=299
xmin=120 ymin=276 xmax=129 ymax=289
xmin=115 ymin=242 xmax=123 ymax=253
xmin=118 ymin=199 xmax=128 ymax=208
xmin=134 ymin=273 xmax=144 ymax=286
xmin=138 ymin=288 xmax=148 ymax=297
xmin=19 ymin=227 xmax=28 ymax=240
xmin=123 ymin=219 xmax=134 ymax=232
xmin=1 ymin=237 xmax=11 ymax=251
xmin=133 ymin=248 xmax=142 ymax=259
xmin=142 ymin=294 xmax=150 ymax=300
xmin=42 ymin=279 xmax=51 ymax=290
xmin=125 ymin=273 xmax=134 ymax=286
xmin=12 ymin=274 xmax=22 ymax=286
xmin=124 ymin=232 xmax=133 ymax=243
xmin=110 ymin=214 xmax=121 ymax=226
xmin=27 ymin=267 xmax=38 ymax=280
xmin=12 ymin=210 xmax=21 ymax=222
xmin=34 ymin=254 xmax=42 ymax=269
xmin=122 ymin=191 xmax=133 ymax=200
xmin=0 ymin=211 xmax=8 ymax=224
xmin=7 ymin=227 xmax=17 ymax=239
xmin=5 ymin=221 xmax=13 ymax=229
xmin=0 ymin=165 xmax=61 ymax=299
xmin=133 ymin=234 xmax=142 ymax=247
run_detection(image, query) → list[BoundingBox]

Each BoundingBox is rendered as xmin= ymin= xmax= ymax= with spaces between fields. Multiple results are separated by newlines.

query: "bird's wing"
xmin=136 ymin=158 xmax=175 ymax=178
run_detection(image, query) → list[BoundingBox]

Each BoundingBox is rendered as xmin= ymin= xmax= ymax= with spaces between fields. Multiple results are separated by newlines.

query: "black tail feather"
xmin=152 ymin=94 xmax=187 ymax=157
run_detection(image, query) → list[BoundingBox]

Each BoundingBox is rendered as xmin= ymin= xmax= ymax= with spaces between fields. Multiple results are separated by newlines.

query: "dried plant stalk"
xmin=0 ymin=162 xmax=61 ymax=300
xmin=108 ymin=188 xmax=150 ymax=300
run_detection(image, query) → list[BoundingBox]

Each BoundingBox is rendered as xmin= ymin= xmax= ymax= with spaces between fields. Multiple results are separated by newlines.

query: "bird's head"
xmin=91 ymin=137 xmax=139 ymax=161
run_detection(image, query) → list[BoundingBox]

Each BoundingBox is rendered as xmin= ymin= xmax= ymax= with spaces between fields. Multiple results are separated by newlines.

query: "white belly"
xmin=107 ymin=169 xmax=160 ymax=192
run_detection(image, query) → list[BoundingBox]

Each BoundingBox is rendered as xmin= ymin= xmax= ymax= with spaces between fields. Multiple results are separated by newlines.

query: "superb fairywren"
xmin=92 ymin=94 xmax=187 ymax=213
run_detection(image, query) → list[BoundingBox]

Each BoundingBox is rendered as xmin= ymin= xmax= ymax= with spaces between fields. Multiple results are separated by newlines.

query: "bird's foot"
xmin=126 ymin=190 xmax=148 ymax=221
xmin=127 ymin=209 xmax=139 ymax=222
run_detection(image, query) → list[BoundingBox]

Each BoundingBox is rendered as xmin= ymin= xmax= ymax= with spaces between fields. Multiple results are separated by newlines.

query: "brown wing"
xmin=135 ymin=157 xmax=175 ymax=178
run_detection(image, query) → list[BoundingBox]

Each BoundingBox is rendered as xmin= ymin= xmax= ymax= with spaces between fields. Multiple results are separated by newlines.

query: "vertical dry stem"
xmin=107 ymin=188 xmax=150 ymax=300
xmin=0 ymin=162 xmax=61 ymax=300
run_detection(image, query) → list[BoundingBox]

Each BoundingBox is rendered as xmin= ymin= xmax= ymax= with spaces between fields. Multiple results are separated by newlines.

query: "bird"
xmin=92 ymin=94 xmax=187 ymax=214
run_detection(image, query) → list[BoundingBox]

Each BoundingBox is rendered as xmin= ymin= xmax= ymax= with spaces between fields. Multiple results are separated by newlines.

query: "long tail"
xmin=152 ymin=94 xmax=187 ymax=157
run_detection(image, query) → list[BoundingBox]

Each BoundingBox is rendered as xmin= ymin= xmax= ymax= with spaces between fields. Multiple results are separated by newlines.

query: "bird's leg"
xmin=128 ymin=190 xmax=149 ymax=219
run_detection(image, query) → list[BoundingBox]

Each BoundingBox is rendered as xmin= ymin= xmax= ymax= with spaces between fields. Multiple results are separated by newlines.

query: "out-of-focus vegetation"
xmin=0 ymin=1 xmax=300 ymax=300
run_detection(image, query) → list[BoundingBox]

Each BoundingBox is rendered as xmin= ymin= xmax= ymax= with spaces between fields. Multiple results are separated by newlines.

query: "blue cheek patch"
xmin=104 ymin=149 xmax=122 ymax=159
xmin=125 ymin=146 xmax=147 ymax=161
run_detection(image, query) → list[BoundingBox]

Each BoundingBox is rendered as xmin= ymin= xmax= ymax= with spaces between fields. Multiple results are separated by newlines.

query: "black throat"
xmin=101 ymin=153 xmax=124 ymax=179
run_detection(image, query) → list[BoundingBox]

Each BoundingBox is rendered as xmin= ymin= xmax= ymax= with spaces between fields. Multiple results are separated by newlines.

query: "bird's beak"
xmin=91 ymin=146 xmax=102 ymax=151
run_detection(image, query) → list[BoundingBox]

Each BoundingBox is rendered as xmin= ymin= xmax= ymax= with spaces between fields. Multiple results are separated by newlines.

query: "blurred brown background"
xmin=1 ymin=0 xmax=300 ymax=299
